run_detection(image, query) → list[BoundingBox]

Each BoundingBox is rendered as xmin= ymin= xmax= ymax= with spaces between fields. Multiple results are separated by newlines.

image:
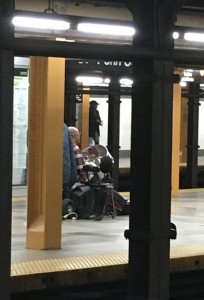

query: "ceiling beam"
xmin=2 ymin=37 xmax=204 ymax=67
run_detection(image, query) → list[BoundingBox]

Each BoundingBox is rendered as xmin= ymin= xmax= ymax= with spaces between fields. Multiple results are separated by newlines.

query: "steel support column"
xmin=107 ymin=78 xmax=121 ymax=190
xmin=0 ymin=1 xmax=14 ymax=299
xmin=126 ymin=1 xmax=175 ymax=299
xmin=64 ymin=69 xmax=77 ymax=126
xmin=186 ymin=83 xmax=200 ymax=187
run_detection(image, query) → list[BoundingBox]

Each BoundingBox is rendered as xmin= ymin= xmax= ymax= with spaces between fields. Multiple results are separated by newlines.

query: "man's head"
xmin=69 ymin=126 xmax=81 ymax=145
xmin=90 ymin=100 xmax=99 ymax=108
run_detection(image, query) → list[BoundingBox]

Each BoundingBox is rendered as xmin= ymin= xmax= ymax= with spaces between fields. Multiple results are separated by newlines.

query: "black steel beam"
xmin=127 ymin=59 xmax=174 ymax=300
xmin=1 ymin=37 xmax=203 ymax=67
xmin=0 ymin=1 xmax=15 ymax=299
xmin=126 ymin=1 xmax=174 ymax=299
xmin=8 ymin=38 xmax=167 ymax=60
xmin=67 ymin=89 xmax=132 ymax=96
xmin=181 ymin=0 xmax=204 ymax=10
xmin=0 ymin=49 xmax=14 ymax=300
xmin=186 ymin=82 xmax=200 ymax=187
xmin=64 ymin=69 xmax=78 ymax=126
xmin=107 ymin=78 xmax=121 ymax=190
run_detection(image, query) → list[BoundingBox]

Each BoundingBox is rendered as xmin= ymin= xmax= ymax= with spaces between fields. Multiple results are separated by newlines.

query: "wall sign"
xmin=13 ymin=70 xmax=29 ymax=185
xmin=67 ymin=59 xmax=132 ymax=72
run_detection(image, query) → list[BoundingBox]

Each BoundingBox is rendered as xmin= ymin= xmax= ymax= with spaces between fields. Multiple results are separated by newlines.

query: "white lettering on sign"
xmin=124 ymin=62 xmax=132 ymax=67
xmin=78 ymin=61 xmax=89 ymax=64
xmin=76 ymin=60 xmax=132 ymax=68
xmin=104 ymin=61 xmax=131 ymax=67
xmin=184 ymin=71 xmax=193 ymax=77
xmin=182 ymin=77 xmax=194 ymax=82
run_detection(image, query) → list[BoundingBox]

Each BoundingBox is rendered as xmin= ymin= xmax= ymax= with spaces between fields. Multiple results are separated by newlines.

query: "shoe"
xmin=95 ymin=214 xmax=103 ymax=221
xmin=62 ymin=212 xmax=77 ymax=220
xmin=88 ymin=214 xmax=96 ymax=219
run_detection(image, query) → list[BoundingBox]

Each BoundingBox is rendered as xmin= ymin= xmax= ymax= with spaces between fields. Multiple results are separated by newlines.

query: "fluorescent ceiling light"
xmin=173 ymin=32 xmax=179 ymax=39
xmin=184 ymin=32 xmax=204 ymax=42
xmin=12 ymin=16 xmax=70 ymax=30
xmin=104 ymin=78 xmax=111 ymax=84
xmin=180 ymin=81 xmax=187 ymax=87
xmin=77 ymin=23 xmax=135 ymax=36
xmin=76 ymin=76 xmax=103 ymax=85
xmin=120 ymin=78 xmax=133 ymax=86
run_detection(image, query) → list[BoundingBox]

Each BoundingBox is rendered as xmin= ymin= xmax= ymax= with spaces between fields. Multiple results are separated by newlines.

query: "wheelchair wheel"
xmin=62 ymin=198 xmax=76 ymax=216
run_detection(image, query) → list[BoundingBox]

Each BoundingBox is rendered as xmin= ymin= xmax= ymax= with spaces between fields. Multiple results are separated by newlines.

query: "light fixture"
xmin=77 ymin=23 xmax=135 ymax=36
xmin=76 ymin=76 xmax=104 ymax=85
xmin=173 ymin=32 xmax=179 ymax=39
xmin=184 ymin=32 xmax=204 ymax=42
xmin=119 ymin=78 xmax=133 ymax=86
xmin=104 ymin=78 xmax=111 ymax=84
xmin=12 ymin=16 xmax=70 ymax=30
xmin=180 ymin=81 xmax=187 ymax=87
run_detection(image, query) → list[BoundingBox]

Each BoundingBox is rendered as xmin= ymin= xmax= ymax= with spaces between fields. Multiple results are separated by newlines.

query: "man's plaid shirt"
xmin=74 ymin=144 xmax=87 ymax=182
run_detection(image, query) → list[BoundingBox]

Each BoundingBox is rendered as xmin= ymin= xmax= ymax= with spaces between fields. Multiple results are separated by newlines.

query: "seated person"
xmin=69 ymin=126 xmax=105 ymax=220
xmin=69 ymin=128 xmax=129 ymax=219
xmin=69 ymin=126 xmax=87 ymax=183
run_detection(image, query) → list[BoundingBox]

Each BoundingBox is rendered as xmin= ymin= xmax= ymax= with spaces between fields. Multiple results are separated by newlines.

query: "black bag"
xmin=112 ymin=190 xmax=129 ymax=215
xmin=70 ymin=184 xmax=95 ymax=219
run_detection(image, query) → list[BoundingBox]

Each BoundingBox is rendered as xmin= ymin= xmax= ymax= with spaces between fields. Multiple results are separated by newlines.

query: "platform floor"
xmin=11 ymin=186 xmax=204 ymax=294
xmin=12 ymin=187 xmax=204 ymax=263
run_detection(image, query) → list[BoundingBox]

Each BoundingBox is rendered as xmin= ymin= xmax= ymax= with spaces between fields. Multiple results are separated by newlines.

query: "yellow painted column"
xmin=80 ymin=90 xmax=90 ymax=149
xmin=171 ymin=73 xmax=182 ymax=196
xmin=26 ymin=57 xmax=65 ymax=249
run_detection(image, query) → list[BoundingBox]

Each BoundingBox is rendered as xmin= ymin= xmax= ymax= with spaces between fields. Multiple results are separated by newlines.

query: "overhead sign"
xmin=67 ymin=59 xmax=132 ymax=73
xmin=182 ymin=69 xmax=204 ymax=83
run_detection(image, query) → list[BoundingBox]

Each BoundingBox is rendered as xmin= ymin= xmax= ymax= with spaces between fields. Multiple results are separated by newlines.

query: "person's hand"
xmin=97 ymin=119 xmax=103 ymax=125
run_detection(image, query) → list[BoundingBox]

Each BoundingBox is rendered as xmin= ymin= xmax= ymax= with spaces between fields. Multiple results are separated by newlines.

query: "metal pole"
xmin=126 ymin=1 xmax=174 ymax=299
xmin=186 ymin=82 xmax=200 ymax=187
xmin=107 ymin=77 xmax=121 ymax=190
xmin=64 ymin=69 xmax=78 ymax=126
xmin=0 ymin=0 xmax=15 ymax=299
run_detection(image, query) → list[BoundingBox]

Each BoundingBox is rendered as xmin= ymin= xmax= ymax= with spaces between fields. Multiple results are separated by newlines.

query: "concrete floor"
xmin=11 ymin=186 xmax=204 ymax=264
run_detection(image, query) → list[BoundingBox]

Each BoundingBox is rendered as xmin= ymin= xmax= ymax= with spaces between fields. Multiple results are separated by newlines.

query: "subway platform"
xmin=11 ymin=187 xmax=204 ymax=296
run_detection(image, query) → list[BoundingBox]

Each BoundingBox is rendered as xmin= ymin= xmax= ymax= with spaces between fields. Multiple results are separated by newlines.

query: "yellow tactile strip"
xmin=179 ymin=188 xmax=204 ymax=193
xmin=170 ymin=243 xmax=204 ymax=272
xmin=11 ymin=252 xmax=128 ymax=293
xmin=10 ymin=244 xmax=204 ymax=293
xmin=11 ymin=252 xmax=128 ymax=276
xmin=11 ymin=243 xmax=204 ymax=277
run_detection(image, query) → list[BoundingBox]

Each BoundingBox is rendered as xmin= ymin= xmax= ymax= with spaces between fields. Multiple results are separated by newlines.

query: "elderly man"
xmin=68 ymin=126 xmax=87 ymax=183
xmin=69 ymin=126 xmax=105 ymax=220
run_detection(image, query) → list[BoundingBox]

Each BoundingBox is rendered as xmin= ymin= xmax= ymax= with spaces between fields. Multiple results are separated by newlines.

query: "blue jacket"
xmin=63 ymin=123 xmax=77 ymax=191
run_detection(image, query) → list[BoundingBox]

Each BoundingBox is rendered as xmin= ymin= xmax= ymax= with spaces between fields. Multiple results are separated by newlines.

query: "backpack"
xmin=70 ymin=184 xmax=95 ymax=219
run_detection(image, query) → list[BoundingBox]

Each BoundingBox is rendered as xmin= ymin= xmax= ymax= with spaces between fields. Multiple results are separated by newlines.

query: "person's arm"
xmin=74 ymin=146 xmax=87 ymax=182
xmin=96 ymin=110 xmax=103 ymax=125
